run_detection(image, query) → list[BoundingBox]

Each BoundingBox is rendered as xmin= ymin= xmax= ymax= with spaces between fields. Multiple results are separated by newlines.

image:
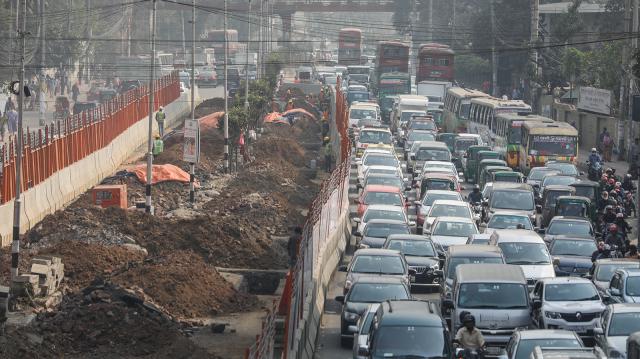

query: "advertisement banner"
xmin=183 ymin=119 xmax=200 ymax=163
xmin=578 ymin=86 xmax=611 ymax=115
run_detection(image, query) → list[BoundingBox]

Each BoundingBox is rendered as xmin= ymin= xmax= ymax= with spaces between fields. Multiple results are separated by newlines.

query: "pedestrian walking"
xmin=287 ymin=226 xmax=302 ymax=268
xmin=630 ymin=138 xmax=640 ymax=178
xmin=600 ymin=128 xmax=613 ymax=161
xmin=155 ymin=106 xmax=166 ymax=137
xmin=4 ymin=97 xmax=14 ymax=114
xmin=7 ymin=109 xmax=18 ymax=135
xmin=323 ymin=136 xmax=332 ymax=173
xmin=0 ymin=114 xmax=7 ymax=140
xmin=71 ymin=82 xmax=80 ymax=103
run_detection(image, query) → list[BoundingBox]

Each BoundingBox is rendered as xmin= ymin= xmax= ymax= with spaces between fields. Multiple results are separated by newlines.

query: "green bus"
xmin=378 ymin=72 xmax=411 ymax=123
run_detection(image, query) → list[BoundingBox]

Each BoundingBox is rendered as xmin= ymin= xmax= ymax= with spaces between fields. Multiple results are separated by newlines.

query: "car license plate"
xmin=410 ymin=275 xmax=416 ymax=282
xmin=571 ymin=326 xmax=590 ymax=333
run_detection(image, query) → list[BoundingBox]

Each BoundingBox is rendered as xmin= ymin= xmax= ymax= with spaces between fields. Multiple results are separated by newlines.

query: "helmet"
xmin=463 ymin=314 xmax=476 ymax=324
xmin=609 ymin=224 xmax=618 ymax=233
xmin=616 ymin=182 xmax=622 ymax=187
xmin=474 ymin=184 xmax=480 ymax=191
xmin=606 ymin=168 xmax=613 ymax=174
xmin=591 ymin=148 xmax=597 ymax=152
xmin=609 ymin=178 xmax=615 ymax=185
xmin=606 ymin=205 xmax=613 ymax=211
xmin=159 ymin=106 xmax=163 ymax=111
xmin=617 ymin=213 xmax=624 ymax=219
xmin=627 ymin=174 xmax=633 ymax=179
xmin=324 ymin=136 xmax=330 ymax=142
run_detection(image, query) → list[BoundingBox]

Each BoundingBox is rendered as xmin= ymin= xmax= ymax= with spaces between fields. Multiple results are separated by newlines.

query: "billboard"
xmin=183 ymin=119 xmax=200 ymax=163
xmin=578 ymin=86 xmax=611 ymax=115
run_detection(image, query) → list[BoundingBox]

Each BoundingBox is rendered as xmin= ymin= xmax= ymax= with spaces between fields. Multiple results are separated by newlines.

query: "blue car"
xmin=548 ymin=236 xmax=597 ymax=277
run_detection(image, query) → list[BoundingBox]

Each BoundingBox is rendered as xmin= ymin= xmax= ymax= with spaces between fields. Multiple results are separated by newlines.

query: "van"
xmin=439 ymin=245 xmax=505 ymax=318
xmin=443 ymin=263 xmax=531 ymax=347
xmin=488 ymin=229 xmax=555 ymax=288
xmin=391 ymin=95 xmax=429 ymax=134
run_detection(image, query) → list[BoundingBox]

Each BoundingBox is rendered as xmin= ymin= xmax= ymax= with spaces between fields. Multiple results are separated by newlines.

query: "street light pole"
xmin=145 ymin=0 xmax=157 ymax=214
xmin=245 ymin=0 xmax=251 ymax=113
xmin=39 ymin=0 xmax=46 ymax=126
xmin=223 ymin=0 xmax=229 ymax=173
xmin=190 ymin=0 xmax=196 ymax=202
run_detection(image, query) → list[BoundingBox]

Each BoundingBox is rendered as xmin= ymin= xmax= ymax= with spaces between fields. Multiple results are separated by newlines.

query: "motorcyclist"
xmin=454 ymin=314 xmax=486 ymax=357
xmin=588 ymin=148 xmax=602 ymax=165
xmin=591 ymin=241 xmax=611 ymax=263
xmin=623 ymin=174 xmax=636 ymax=192
xmin=604 ymin=224 xmax=626 ymax=253
xmin=615 ymin=213 xmax=632 ymax=239
xmin=468 ymin=185 xmax=483 ymax=204
xmin=603 ymin=205 xmax=617 ymax=224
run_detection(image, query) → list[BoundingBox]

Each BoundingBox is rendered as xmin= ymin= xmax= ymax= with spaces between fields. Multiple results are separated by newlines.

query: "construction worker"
xmin=152 ymin=134 xmax=164 ymax=156
xmin=321 ymin=114 xmax=330 ymax=138
xmin=323 ymin=137 xmax=332 ymax=173
xmin=155 ymin=106 xmax=166 ymax=137
xmin=285 ymin=99 xmax=295 ymax=112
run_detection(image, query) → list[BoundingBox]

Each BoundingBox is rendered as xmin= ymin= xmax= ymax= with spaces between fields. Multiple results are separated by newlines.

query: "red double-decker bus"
xmin=208 ymin=29 xmax=239 ymax=62
xmin=417 ymin=43 xmax=455 ymax=83
xmin=376 ymin=41 xmax=410 ymax=76
xmin=338 ymin=28 xmax=363 ymax=65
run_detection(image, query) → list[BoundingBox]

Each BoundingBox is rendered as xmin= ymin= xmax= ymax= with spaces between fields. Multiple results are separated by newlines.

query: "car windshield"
xmin=514 ymin=339 xmax=582 ymax=359
xmin=487 ymin=215 xmax=532 ymax=230
xmin=415 ymin=148 xmax=451 ymax=161
xmin=360 ymin=131 xmax=392 ymax=145
xmin=408 ymin=131 xmax=436 ymax=142
xmin=433 ymin=221 xmax=477 ymax=237
xmin=458 ymin=283 xmax=528 ymax=309
xmin=543 ymin=191 xmax=572 ymax=207
xmin=409 ymin=121 xmax=436 ymax=131
xmin=367 ymin=168 xmax=399 ymax=177
xmin=422 ymin=193 xmax=461 ymax=206
xmin=542 ymin=176 xmax=576 ymax=188
xmin=530 ymin=136 xmax=577 ymax=157
xmin=364 ymin=209 xmax=406 ymax=223
xmin=626 ymin=277 xmax=640 ymax=296
xmin=424 ymin=179 xmax=455 ymax=191
xmin=429 ymin=205 xmax=469 ymax=219
xmin=596 ymin=263 xmax=640 ymax=282
xmin=609 ymin=313 xmax=640 ymax=336
xmin=401 ymin=111 xmax=426 ymax=123
xmin=447 ymin=257 xmax=504 ymax=280
xmin=373 ymin=326 xmax=448 ymax=358
xmin=498 ymin=242 xmax=551 ymax=265
xmin=455 ymin=139 xmax=477 ymax=152
xmin=573 ymin=186 xmax=596 ymax=200
xmin=351 ymin=255 xmax=405 ymax=275
xmin=366 ymin=177 xmax=403 ymax=189
xmin=350 ymin=109 xmax=377 ymax=120
xmin=364 ymin=192 xmax=402 ymax=206
xmin=550 ymin=240 xmax=596 ymax=257
xmin=528 ymin=169 xmax=558 ymax=181
xmin=348 ymin=92 xmax=369 ymax=103
xmin=547 ymin=221 xmax=592 ymax=237
xmin=364 ymin=223 xmax=410 ymax=238
xmin=491 ymin=190 xmax=534 ymax=211
xmin=545 ymin=283 xmax=600 ymax=301
xmin=387 ymin=240 xmax=436 ymax=257
xmin=357 ymin=119 xmax=381 ymax=128
xmin=547 ymin=163 xmax=579 ymax=176
xmin=348 ymin=283 xmax=409 ymax=303
xmin=364 ymin=155 xmax=397 ymax=167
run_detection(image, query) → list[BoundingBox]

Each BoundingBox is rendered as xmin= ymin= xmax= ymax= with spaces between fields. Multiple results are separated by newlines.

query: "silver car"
xmin=589 ymin=259 xmax=640 ymax=293
xmin=500 ymin=329 xmax=584 ymax=359
xmin=594 ymin=303 xmax=640 ymax=359
xmin=428 ymin=216 xmax=479 ymax=250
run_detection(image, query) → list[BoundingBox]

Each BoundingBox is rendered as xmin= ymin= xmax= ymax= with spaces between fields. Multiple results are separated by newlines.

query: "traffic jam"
xmin=327 ymin=35 xmax=640 ymax=359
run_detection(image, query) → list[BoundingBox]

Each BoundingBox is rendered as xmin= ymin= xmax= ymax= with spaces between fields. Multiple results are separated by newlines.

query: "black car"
xmin=383 ymin=234 xmax=444 ymax=290
xmin=541 ymin=216 xmax=596 ymax=244
xmin=335 ymin=276 xmax=411 ymax=347
xmin=548 ymin=236 xmax=597 ymax=277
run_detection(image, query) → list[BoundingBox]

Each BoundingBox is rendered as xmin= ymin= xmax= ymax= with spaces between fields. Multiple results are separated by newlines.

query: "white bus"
xmin=442 ymin=87 xmax=490 ymax=133
xmin=467 ymin=97 xmax=532 ymax=153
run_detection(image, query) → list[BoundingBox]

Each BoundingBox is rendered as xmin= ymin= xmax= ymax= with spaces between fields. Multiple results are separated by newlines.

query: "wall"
xmin=0 ymin=91 xmax=193 ymax=247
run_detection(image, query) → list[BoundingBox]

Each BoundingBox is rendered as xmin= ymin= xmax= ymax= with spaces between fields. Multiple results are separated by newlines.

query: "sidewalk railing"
xmin=0 ymin=73 xmax=180 ymax=204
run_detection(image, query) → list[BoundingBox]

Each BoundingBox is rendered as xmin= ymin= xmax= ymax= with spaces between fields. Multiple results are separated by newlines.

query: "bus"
xmin=442 ymin=87 xmax=490 ymax=133
xmin=416 ymin=43 xmax=455 ymax=83
xmin=208 ymin=29 xmax=239 ymax=62
xmin=378 ymin=72 xmax=411 ymax=123
xmin=520 ymin=121 xmax=578 ymax=174
xmin=376 ymin=41 xmax=410 ymax=76
xmin=493 ymin=114 xmax=554 ymax=169
xmin=467 ymin=97 xmax=532 ymax=149
xmin=338 ymin=28 xmax=363 ymax=65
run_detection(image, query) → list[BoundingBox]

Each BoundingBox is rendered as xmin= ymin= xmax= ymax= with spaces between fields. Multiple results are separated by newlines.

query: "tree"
xmin=391 ymin=0 xmax=412 ymax=35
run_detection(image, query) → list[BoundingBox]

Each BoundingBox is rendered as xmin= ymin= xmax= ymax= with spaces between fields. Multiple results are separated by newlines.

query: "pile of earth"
xmin=194 ymin=97 xmax=225 ymax=119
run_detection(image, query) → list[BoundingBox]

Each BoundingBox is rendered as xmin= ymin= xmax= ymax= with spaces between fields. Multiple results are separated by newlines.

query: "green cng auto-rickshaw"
xmin=463 ymin=145 xmax=491 ymax=183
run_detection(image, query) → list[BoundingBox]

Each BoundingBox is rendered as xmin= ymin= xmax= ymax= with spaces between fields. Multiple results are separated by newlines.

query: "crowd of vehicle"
xmin=325 ymin=63 xmax=640 ymax=359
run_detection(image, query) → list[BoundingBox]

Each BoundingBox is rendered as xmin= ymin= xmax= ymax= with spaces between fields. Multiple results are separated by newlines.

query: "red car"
xmin=355 ymin=185 xmax=407 ymax=218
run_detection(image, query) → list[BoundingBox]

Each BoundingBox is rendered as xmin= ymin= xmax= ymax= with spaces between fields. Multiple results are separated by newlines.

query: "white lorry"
xmin=416 ymin=81 xmax=452 ymax=104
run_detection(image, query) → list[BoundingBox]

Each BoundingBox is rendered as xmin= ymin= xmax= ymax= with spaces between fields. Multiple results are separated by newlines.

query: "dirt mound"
xmin=194 ymin=98 xmax=225 ymax=119
xmin=112 ymin=251 xmax=257 ymax=318
xmin=0 ymin=282 xmax=214 ymax=359
xmin=255 ymin=137 xmax=307 ymax=167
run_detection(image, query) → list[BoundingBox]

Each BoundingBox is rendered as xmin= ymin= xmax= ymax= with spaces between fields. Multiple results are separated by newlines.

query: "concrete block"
xmin=31 ymin=258 xmax=52 ymax=267
xmin=33 ymin=255 xmax=61 ymax=264
xmin=30 ymin=263 xmax=51 ymax=277
xmin=12 ymin=274 xmax=41 ymax=297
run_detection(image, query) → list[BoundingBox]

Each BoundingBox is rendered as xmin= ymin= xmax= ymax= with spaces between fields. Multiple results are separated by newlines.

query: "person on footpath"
xmin=323 ymin=136 xmax=332 ymax=173
xmin=71 ymin=82 xmax=80 ymax=103
xmin=629 ymin=138 xmax=640 ymax=179
xmin=287 ymin=226 xmax=302 ymax=269
xmin=599 ymin=127 xmax=613 ymax=161
xmin=7 ymin=108 xmax=18 ymax=135
xmin=155 ymin=107 xmax=166 ymax=137
xmin=4 ymin=97 xmax=14 ymax=114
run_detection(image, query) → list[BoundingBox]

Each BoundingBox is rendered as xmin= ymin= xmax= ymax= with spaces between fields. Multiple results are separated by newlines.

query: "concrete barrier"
xmin=0 ymin=91 xmax=193 ymax=247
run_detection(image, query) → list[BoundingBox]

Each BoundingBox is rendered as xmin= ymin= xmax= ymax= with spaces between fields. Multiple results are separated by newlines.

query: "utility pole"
xmin=181 ymin=10 xmax=187 ymax=56
xmin=451 ymin=0 xmax=456 ymax=47
xmin=427 ymin=0 xmax=433 ymax=41
xmin=490 ymin=0 xmax=498 ymax=97
xmin=12 ymin=0 xmax=27 ymax=286
xmin=245 ymin=0 xmax=251 ymax=113
xmin=530 ymin=0 xmax=539 ymax=109
xmin=145 ymin=0 xmax=157 ymax=214
xmin=39 ymin=0 xmax=46 ymax=126
xmin=189 ymin=0 xmax=196 ymax=203
xmin=223 ymin=0 xmax=229 ymax=173
xmin=258 ymin=0 xmax=264 ymax=79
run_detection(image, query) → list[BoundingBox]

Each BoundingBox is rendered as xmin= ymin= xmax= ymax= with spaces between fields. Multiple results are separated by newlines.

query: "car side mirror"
xmin=443 ymin=299 xmax=454 ymax=309
xmin=338 ymin=265 xmax=348 ymax=272
xmin=594 ymin=327 xmax=604 ymax=336
xmin=536 ymin=204 xmax=542 ymax=214
xmin=479 ymin=223 xmax=487 ymax=229
xmin=553 ymin=258 xmax=560 ymax=266
xmin=583 ymin=273 xmax=593 ymax=279
xmin=609 ymin=288 xmax=621 ymax=296
xmin=537 ymin=228 xmax=546 ymax=235
xmin=434 ymin=269 xmax=444 ymax=277
xmin=408 ymin=268 xmax=417 ymax=276
xmin=348 ymin=325 xmax=358 ymax=334
xmin=532 ymin=299 xmax=542 ymax=309
xmin=410 ymin=155 xmax=416 ymax=161
xmin=335 ymin=295 xmax=345 ymax=303
xmin=353 ymin=218 xmax=361 ymax=224
xmin=579 ymin=171 xmax=585 ymax=176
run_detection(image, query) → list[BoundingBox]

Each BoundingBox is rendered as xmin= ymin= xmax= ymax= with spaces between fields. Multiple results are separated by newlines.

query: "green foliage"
xmin=551 ymin=0 xmax=584 ymax=44
xmin=455 ymin=54 xmax=491 ymax=87
xmin=225 ymin=105 xmax=250 ymax=143
xmin=562 ymin=47 xmax=586 ymax=82
xmin=264 ymin=52 xmax=283 ymax=87
xmin=392 ymin=0 xmax=412 ymax=35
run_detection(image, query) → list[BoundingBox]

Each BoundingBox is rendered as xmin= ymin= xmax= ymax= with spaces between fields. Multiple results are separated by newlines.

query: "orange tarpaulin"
xmin=132 ymin=164 xmax=193 ymax=185
xmin=282 ymin=109 xmax=317 ymax=121
xmin=199 ymin=111 xmax=225 ymax=129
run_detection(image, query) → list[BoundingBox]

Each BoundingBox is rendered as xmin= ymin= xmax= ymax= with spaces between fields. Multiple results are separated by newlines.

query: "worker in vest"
xmin=155 ymin=107 xmax=166 ymax=137
xmin=323 ymin=137 xmax=332 ymax=173
xmin=152 ymin=134 xmax=164 ymax=156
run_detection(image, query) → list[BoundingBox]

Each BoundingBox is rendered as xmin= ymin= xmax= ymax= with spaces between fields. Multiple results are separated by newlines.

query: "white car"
xmin=481 ymin=211 xmax=534 ymax=235
xmin=357 ymin=153 xmax=401 ymax=183
xmin=594 ymin=303 xmax=640 ymax=359
xmin=415 ymin=190 xmax=463 ymax=229
xmin=349 ymin=104 xmax=380 ymax=127
xmin=428 ymin=216 xmax=479 ymax=250
xmin=361 ymin=165 xmax=403 ymax=184
xmin=353 ymin=204 xmax=409 ymax=237
xmin=423 ymin=199 xmax=475 ymax=233
xmin=419 ymin=161 xmax=460 ymax=182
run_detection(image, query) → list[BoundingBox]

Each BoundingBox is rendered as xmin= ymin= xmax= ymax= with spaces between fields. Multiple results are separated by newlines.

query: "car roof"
xmin=457 ymin=133 xmax=481 ymax=138
xmin=386 ymin=234 xmax=431 ymax=241
xmin=431 ymin=200 xmax=468 ymax=206
xmin=360 ymin=127 xmax=390 ymax=133
xmin=350 ymin=103 xmax=378 ymax=109
xmin=424 ymin=161 xmax=454 ymax=166
xmin=353 ymin=276 xmax=408 ymax=284
xmin=610 ymin=303 xmax=640 ymax=313
xmin=365 ymin=219 xmax=408 ymax=225
xmin=539 ymin=276 xmax=593 ymax=284
xmin=380 ymin=300 xmax=442 ymax=327
xmin=551 ymin=236 xmax=596 ymax=243
xmin=416 ymin=141 xmax=449 ymax=149
xmin=549 ymin=216 xmax=591 ymax=223
xmin=517 ymin=329 xmax=580 ymax=340
xmin=595 ymin=258 xmax=640 ymax=265
xmin=543 ymin=184 xmax=575 ymax=192
xmin=490 ymin=211 xmax=530 ymax=217
xmin=363 ymin=185 xmax=401 ymax=193
xmin=491 ymin=229 xmax=543 ymax=243
xmin=365 ymin=204 xmax=406 ymax=212
xmin=447 ymin=244 xmax=503 ymax=256
xmin=354 ymin=248 xmax=402 ymax=257
xmin=434 ymin=216 xmax=474 ymax=223
xmin=492 ymin=183 xmax=533 ymax=191
xmin=421 ymin=172 xmax=457 ymax=180
xmin=424 ymin=190 xmax=461 ymax=196
xmin=456 ymin=264 xmax=526 ymax=283
xmin=614 ymin=268 xmax=640 ymax=276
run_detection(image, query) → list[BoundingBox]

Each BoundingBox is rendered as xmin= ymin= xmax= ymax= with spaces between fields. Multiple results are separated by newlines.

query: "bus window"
xmin=437 ymin=58 xmax=450 ymax=66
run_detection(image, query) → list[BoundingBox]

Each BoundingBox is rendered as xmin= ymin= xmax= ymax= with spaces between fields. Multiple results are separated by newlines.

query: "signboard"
xmin=183 ymin=119 xmax=200 ymax=163
xmin=578 ymin=86 xmax=611 ymax=115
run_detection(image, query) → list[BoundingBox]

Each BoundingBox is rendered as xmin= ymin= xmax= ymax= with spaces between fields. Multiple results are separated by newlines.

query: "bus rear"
xmin=338 ymin=28 xmax=362 ymax=66
xmin=520 ymin=122 xmax=578 ymax=173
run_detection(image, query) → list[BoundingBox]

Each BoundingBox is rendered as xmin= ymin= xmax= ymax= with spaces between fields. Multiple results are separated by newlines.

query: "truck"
xmin=416 ymin=81 xmax=452 ymax=104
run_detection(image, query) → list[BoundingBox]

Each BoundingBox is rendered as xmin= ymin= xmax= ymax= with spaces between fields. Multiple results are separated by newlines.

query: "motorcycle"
xmin=587 ymin=160 xmax=603 ymax=181
xmin=624 ymin=192 xmax=636 ymax=217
